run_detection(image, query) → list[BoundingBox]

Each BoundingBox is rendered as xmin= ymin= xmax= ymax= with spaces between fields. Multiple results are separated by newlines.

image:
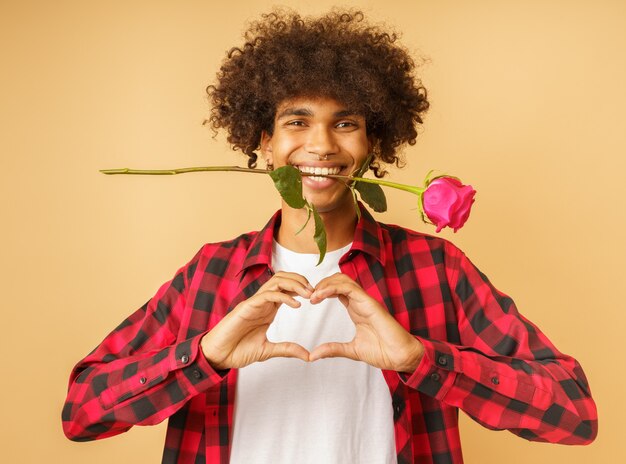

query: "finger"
xmin=310 ymin=280 xmax=363 ymax=304
xmin=313 ymin=272 xmax=358 ymax=295
xmin=309 ymin=342 xmax=357 ymax=362
xmin=260 ymin=274 xmax=314 ymax=297
xmin=314 ymin=272 xmax=352 ymax=288
xmin=272 ymin=279 xmax=314 ymax=298
xmin=265 ymin=341 xmax=311 ymax=363
xmin=250 ymin=290 xmax=302 ymax=309
xmin=270 ymin=271 xmax=314 ymax=290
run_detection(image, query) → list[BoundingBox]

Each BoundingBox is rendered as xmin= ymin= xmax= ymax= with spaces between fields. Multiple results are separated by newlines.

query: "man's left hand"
xmin=309 ymin=273 xmax=424 ymax=374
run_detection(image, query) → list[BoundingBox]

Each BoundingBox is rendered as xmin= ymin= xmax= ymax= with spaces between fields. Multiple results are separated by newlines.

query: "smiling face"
xmin=261 ymin=97 xmax=372 ymax=214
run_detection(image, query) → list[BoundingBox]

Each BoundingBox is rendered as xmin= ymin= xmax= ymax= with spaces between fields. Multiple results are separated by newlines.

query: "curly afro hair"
xmin=205 ymin=9 xmax=429 ymax=177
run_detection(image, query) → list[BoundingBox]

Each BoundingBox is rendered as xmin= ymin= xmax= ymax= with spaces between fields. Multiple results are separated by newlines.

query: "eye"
xmin=336 ymin=121 xmax=358 ymax=130
xmin=285 ymin=120 xmax=306 ymax=127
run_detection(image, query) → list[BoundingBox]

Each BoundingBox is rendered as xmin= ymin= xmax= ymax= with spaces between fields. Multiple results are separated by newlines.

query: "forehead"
xmin=275 ymin=96 xmax=361 ymax=118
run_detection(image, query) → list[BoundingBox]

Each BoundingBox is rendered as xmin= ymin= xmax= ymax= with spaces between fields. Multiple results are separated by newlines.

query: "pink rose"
xmin=422 ymin=177 xmax=476 ymax=232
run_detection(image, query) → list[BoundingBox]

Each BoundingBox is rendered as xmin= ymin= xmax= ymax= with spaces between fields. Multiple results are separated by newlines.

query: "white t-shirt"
xmin=230 ymin=241 xmax=397 ymax=464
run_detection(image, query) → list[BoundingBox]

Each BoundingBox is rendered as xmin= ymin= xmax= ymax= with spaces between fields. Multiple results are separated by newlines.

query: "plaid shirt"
xmin=63 ymin=206 xmax=597 ymax=463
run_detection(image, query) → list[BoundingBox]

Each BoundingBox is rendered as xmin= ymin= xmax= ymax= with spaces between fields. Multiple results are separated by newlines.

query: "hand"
xmin=309 ymin=273 xmax=424 ymax=373
xmin=200 ymin=272 xmax=313 ymax=370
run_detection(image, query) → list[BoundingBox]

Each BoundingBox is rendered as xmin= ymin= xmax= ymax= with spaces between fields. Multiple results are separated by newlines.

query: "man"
xmin=63 ymin=9 xmax=597 ymax=463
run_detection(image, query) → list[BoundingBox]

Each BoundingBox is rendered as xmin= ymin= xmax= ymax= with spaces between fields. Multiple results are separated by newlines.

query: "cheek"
xmin=348 ymin=135 xmax=371 ymax=159
xmin=273 ymin=134 xmax=304 ymax=156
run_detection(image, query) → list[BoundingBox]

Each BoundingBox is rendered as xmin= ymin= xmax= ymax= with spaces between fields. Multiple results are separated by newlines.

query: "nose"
xmin=305 ymin=125 xmax=338 ymax=158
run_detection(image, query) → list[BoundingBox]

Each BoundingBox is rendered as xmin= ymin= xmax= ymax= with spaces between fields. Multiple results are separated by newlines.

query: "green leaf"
xmin=268 ymin=166 xmax=307 ymax=209
xmin=352 ymin=153 xmax=374 ymax=178
xmin=351 ymin=187 xmax=361 ymax=221
xmin=423 ymin=169 xmax=436 ymax=187
xmin=417 ymin=192 xmax=428 ymax=224
xmin=311 ymin=204 xmax=327 ymax=265
xmin=354 ymin=181 xmax=387 ymax=212
xmin=295 ymin=205 xmax=312 ymax=235
xmin=423 ymin=169 xmax=459 ymax=187
xmin=349 ymin=154 xmax=373 ymax=221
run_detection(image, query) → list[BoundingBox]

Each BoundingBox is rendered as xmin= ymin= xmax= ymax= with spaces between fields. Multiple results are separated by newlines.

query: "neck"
xmin=277 ymin=200 xmax=358 ymax=253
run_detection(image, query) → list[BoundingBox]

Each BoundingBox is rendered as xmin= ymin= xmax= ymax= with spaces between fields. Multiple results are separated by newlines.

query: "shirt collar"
xmin=240 ymin=203 xmax=385 ymax=273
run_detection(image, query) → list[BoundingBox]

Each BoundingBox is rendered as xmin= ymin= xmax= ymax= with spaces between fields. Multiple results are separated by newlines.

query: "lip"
xmin=289 ymin=163 xmax=346 ymax=190
xmin=300 ymin=174 xmax=339 ymax=190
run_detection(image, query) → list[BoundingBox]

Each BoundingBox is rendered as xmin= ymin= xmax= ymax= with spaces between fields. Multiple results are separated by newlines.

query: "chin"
xmin=305 ymin=192 xmax=354 ymax=215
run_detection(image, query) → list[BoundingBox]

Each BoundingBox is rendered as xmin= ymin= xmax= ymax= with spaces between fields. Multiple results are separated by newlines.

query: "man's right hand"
xmin=200 ymin=272 xmax=313 ymax=370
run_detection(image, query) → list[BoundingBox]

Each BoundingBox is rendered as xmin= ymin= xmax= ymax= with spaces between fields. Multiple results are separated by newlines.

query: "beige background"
xmin=1 ymin=0 xmax=624 ymax=462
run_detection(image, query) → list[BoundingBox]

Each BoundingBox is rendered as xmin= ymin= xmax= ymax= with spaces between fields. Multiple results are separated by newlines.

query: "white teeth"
xmin=296 ymin=166 xmax=341 ymax=175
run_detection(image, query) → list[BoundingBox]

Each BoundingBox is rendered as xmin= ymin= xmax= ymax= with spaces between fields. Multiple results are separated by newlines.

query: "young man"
xmin=63 ymin=10 xmax=597 ymax=464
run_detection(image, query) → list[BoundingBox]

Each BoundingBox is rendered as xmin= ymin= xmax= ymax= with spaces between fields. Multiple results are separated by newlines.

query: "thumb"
xmin=265 ymin=341 xmax=311 ymax=363
xmin=309 ymin=342 xmax=356 ymax=362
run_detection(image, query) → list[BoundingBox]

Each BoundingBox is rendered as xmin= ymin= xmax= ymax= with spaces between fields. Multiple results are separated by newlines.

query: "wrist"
xmin=200 ymin=333 xmax=221 ymax=369
xmin=400 ymin=337 xmax=424 ymax=374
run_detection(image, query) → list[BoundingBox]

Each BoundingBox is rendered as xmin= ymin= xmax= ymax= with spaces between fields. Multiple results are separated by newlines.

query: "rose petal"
xmin=422 ymin=177 xmax=476 ymax=233
xmin=423 ymin=182 xmax=460 ymax=231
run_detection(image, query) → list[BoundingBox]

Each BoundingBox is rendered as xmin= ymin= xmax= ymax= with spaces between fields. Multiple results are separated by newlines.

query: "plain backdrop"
xmin=1 ymin=0 xmax=624 ymax=462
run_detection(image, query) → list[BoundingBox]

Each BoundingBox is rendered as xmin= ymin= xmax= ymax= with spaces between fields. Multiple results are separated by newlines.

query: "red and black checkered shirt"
xmin=63 ymin=206 xmax=597 ymax=463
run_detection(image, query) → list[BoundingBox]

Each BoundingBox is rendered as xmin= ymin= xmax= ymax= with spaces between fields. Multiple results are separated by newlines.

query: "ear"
xmin=260 ymin=130 xmax=273 ymax=165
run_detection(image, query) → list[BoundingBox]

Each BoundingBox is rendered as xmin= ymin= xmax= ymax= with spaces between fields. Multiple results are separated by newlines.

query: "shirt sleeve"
xmin=401 ymin=242 xmax=598 ymax=445
xmin=62 ymin=250 xmax=228 ymax=442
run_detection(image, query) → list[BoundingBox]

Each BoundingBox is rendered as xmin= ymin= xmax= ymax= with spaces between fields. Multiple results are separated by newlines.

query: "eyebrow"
xmin=276 ymin=107 xmax=359 ymax=119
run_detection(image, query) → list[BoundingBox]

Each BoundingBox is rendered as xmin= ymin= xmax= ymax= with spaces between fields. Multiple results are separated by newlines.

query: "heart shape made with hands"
xmin=257 ymin=273 xmax=423 ymax=371
xmin=200 ymin=272 xmax=423 ymax=372
xmin=265 ymin=292 xmax=356 ymax=352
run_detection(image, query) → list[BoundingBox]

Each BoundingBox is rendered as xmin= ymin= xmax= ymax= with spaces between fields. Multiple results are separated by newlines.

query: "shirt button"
xmin=491 ymin=376 xmax=500 ymax=385
xmin=139 ymin=376 xmax=147 ymax=384
xmin=437 ymin=356 xmax=448 ymax=366
xmin=192 ymin=369 xmax=202 ymax=379
xmin=181 ymin=354 xmax=189 ymax=364
xmin=431 ymin=373 xmax=441 ymax=382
